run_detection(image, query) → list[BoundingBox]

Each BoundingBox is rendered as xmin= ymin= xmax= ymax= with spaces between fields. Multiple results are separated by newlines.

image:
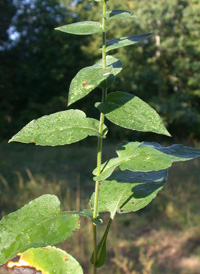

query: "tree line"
xmin=0 ymin=0 xmax=199 ymax=141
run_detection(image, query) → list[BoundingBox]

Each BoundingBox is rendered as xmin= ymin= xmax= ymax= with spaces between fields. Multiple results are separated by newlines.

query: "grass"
xmin=0 ymin=139 xmax=200 ymax=274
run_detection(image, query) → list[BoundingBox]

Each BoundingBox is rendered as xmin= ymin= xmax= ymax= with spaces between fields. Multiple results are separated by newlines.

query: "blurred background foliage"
xmin=0 ymin=0 xmax=200 ymax=141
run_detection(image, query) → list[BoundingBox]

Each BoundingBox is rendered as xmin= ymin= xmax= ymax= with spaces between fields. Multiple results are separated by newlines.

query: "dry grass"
xmin=0 ymin=141 xmax=200 ymax=274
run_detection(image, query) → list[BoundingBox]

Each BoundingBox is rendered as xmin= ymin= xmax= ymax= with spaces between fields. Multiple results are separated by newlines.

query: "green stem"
xmin=93 ymin=1 xmax=107 ymax=273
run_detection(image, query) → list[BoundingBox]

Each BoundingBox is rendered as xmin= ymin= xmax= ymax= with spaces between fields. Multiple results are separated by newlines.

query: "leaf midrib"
xmin=25 ymin=125 xmax=102 ymax=137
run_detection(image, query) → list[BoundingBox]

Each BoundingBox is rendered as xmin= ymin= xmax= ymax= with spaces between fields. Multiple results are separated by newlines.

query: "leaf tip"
xmin=8 ymin=138 xmax=13 ymax=143
xmin=165 ymin=130 xmax=172 ymax=137
xmin=8 ymin=136 xmax=17 ymax=143
xmin=67 ymin=99 xmax=73 ymax=107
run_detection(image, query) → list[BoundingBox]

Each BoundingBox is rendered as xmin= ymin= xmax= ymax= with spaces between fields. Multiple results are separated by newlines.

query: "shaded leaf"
xmin=104 ymin=33 xmax=153 ymax=52
xmin=105 ymin=9 xmax=136 ymax=20
xmin=90 ymin=236 xmax=107 ymax=268
xmin=93 ymin=141 xmax=200 ymax=181
xmin=55 ymin=21 xmax=102 ymax=35
xmin=96 ymin=91 xmax=170 ymax=136
xmin=19 ymin=246 xmax=83 ymax=274
xmin=68 ymin=56 xmax=122 ymax=105
xmin=90 ymin=218 xmax=112 ymax=268
xmin=91 ymin=169 xmax=168 ymax=218
xmin=0 ymin=195 xmax=79 ymax=265
xmin=9 ymin=110 xmax=107 ymax=146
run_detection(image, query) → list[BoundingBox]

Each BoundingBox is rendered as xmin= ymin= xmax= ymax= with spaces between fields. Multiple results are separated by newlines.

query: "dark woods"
xmin=1 ymin=0 xmax=200 ymax=141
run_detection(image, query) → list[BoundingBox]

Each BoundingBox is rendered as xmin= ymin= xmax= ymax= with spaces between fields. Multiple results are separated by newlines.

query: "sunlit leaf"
xmin=19 ymin=246 xmax=83 ymax=274
xmin=68 ymin=67 xmax=111 ymax=106
xmin=68 ymin=56 xmax=122 ymax=105
xmin=93 ymin=141 xmax=200 ymax=181
xmin=96 ymin=91 xmax=170 ymax=136
xmin=55 ymin=21 xmax=102 ymax=35
xmin=91 ymin=169 xmax=168 ymax=218
xmin=0 ymin=195 xmax=79 ymax=265
xmin=9 ymin=110 xmax=107 ymax=146
xmin=105 ymin=9 xmax=136 ymax=20
xmin=104 ymin=33 xmax=153 ymax=52
xmin=93 ymin=56 xmax=123 ymax=88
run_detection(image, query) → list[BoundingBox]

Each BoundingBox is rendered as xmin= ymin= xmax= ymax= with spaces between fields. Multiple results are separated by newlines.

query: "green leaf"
xmin=96 ymin=91 xmax=170 ymax=136
xmin=104 ymin=33 xmax=153 ymax=52
xmin=55 ymin=21 xmax=102 ymax=35
xmin=90 ymin=234 xmax=107 ymax=268
xmin=93 ymin=141 xmax=200 ymax=181
xmin=68 ymin=66 xmax=111 ymax=106
xmin=19 ymin=246 xmax=83 ymax=274
xmin=90 ymin=170 xmax=168 ymax=267
xmin=91 ymin=169 xmax=168 ymax=218
xmin=68 ymin=55 xmax=123 ymax=106
xmin=68 ymin=55 xmax=122 ymax=105
xmin=90 ymin=218 xmax=112 ymax=268
xmin=9 ymin=110 xmax=107 ymax=146
xmin=0 ymin=195 xmax=79 ymax=265
xmin=93 ymin=56 xmax=123 ymax=88
xmin=105 ymin=9 xmax=136 ymax=20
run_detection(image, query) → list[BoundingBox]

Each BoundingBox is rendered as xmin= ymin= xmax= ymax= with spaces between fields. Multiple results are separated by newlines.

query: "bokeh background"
xmin=0 ymin=0 xmax=200 ymax=273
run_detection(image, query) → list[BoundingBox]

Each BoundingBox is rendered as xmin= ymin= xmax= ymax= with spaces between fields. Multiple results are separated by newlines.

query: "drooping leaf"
xmin=0 ymin=195 xmax=79 ymax=265
xmin=104 ymin=33 xmax=153 ymax=52
xmin=93 ymin=56 xmax=123 ymax=88
xmin=91 ymin=169 xmax=168 ymax=219
xmin=105 ymin=9 xmax=136 ymax=20
xmin=68 ymin=56 xmax=122 ymax=105
xmin=96 ymin=91 xmax=170 ymax=136
xmin=55 ymin=21 xmax=102 ymax=35
xmin=93 ymin=141 xmax=200 ymax=181
xmin=9 ymin=110 xmax=107 ymax=146
xmin=18 ymin=246 xmax=83 ymax=274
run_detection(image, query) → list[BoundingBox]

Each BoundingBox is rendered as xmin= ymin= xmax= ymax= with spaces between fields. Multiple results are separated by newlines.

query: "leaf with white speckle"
xmin=90 ymin=169 xmax=168 ymax=218
xmin=9 ymin=110 xmax=107 ymax=146
xmin=68 ymin=56 xmax=122 ymax=106
xmin=96 ymin=91 xmax=170 ymax=136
